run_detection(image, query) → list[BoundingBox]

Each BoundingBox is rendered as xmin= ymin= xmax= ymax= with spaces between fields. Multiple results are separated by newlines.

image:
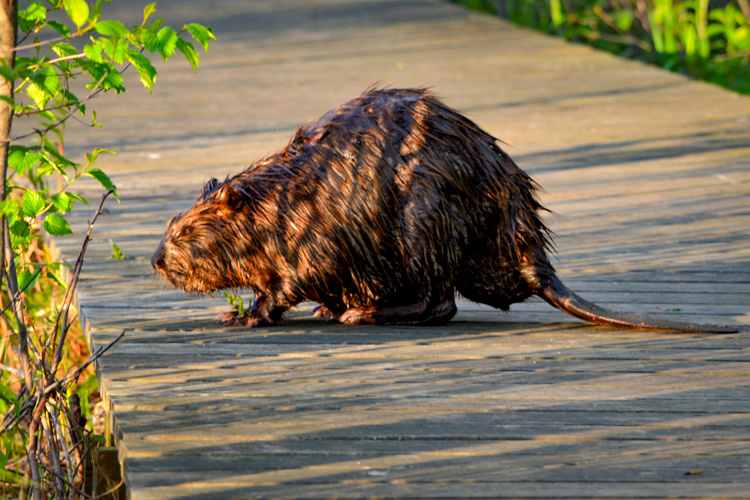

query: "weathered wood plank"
xmin=112 ymin=478 xmax=750 ymax=500
xmin=50 ymin=0 xmax=750 ymax=498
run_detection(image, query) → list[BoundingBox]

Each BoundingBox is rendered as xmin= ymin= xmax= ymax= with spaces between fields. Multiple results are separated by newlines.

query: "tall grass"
xmin=455 ymin=0 xmax=750 ymax=94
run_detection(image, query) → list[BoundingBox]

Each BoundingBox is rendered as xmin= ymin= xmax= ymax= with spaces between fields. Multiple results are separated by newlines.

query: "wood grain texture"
xmin=55 ymin=0 xmax=750 ymax=498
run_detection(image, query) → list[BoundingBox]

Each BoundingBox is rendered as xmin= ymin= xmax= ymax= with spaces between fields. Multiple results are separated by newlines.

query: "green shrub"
xmin=0 ymin=1 xmax=213 ymax=498
xmin=454 ymin=0 xmax=750 ymax=94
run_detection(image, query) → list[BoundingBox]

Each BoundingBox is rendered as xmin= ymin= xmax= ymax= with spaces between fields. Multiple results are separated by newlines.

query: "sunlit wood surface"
xmin=55 ymin=0 xmax=750 ymax=498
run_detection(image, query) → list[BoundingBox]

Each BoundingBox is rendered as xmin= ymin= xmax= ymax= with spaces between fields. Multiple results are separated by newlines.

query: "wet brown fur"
xmin=152 ymin=88 xmax=736 ymax=333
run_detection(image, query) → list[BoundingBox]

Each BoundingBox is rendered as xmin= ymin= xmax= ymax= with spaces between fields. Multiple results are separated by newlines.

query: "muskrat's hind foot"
xmin=311 ymin=305 xmax=341 ymax=322
xmin=339 ymin=298 xmax=457 ymax=326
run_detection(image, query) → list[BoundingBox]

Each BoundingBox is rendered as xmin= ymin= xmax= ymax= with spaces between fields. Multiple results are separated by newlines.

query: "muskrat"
xmin=152 ymin=88 xmax=736 ymax=333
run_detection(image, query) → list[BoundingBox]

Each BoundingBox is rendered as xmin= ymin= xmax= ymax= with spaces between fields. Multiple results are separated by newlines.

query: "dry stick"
xmin=45 ymin=330 xmax=124 ymax=398
xmin=48 ymin=189 xmax=115 ymax=385
xmin=48 ymin=404 xmax=76 ymax=491
xmin=41 ymin=413 xmax=66 ymax=497
xmin=36 ymin=462 xmax=91 ymax=500
xmin=738 ymin=0 xmax=750 ymax=27
xmin=11 ymin=31 xmax=84 ymax=53
xmin=0 ymin=330 xmax=123 ymax=436
xmin=65 ymin=394 xmax=86 ymax=492
xmin=23 ymin=387 xmax=45 ymax=500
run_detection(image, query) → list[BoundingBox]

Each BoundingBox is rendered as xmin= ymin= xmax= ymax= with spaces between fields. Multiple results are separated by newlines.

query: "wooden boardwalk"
xmin=54 ymin=0 xmax=750 ymax=498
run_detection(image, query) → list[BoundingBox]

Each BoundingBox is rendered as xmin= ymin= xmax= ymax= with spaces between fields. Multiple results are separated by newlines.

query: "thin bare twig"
xmin=36 ymin=461 xmax=92 ymax=499
xmin=24 ymin=52 xmax=86 ymax=71
xmin=737 ymin=0 xmax=750 ymax=27
xmin=25 ymin=387 xmax=45 ymax=500
xmin=41 ymin=414 xmax=66 ymax=496
xmin=0 ymin=361 xmax=23 ymax=377
xmin=48 ymin=189 xmax=115 ymax=384
xmin=0 ymin=264 xmax=45 ymax=316
xmin=45 ymin=329 xmax=125 ymax=398
xmin=48 ymin=405 xmax=75 ymax=490
xmin=12 ymin=34 xmax=77 ymax=53
xmin=0 ymin=329 xmax=123 ymax=438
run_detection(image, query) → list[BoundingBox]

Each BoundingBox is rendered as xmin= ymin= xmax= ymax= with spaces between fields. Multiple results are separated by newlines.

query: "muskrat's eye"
xmin=180 ymin=226 xmax=193 ymax=237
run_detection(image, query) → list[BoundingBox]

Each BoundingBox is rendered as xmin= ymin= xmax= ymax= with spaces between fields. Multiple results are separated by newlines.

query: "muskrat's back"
xmin=265 ymin=88 xmax=554 ymax=313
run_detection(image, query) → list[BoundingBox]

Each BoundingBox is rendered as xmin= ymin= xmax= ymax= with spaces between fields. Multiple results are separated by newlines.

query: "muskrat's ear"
xmin=215 ymin=182 xmax=246 ymax=210
xmin=198 ymin=178 xmax=221 ymax=202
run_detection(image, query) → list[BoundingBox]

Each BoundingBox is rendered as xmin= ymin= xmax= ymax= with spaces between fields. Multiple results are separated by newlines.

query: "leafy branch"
xmin=0 ymin=1 xmax=214 ymax=498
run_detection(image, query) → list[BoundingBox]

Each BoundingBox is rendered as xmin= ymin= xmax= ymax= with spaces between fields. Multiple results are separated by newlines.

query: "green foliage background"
xmin=453 ymin=0 xmax=750 ymax=94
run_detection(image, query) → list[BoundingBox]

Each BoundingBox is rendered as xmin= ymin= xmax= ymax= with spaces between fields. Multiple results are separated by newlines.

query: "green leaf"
xmin=224 ymin=292 xmax=246 ymax=315
xmin=85 ymin=61 xmax=125 ymax=92
xmin=43 ymin=140 xmax=76 ymax=168
xmin=185 ymin=23 xmax=215 ymax=52
xmin=68 ymin=192 xmax=90 ymax=206
xmin=0 ymin=200 xmax=21 ymax=226
xmin=8 ymin=146 xmax=41 ymax=175
xmin=143 ymin=2 xmax=157 ymax=23
xmin=615 ymin=11 xmax=633 ymax=31
xmin=51 ymin=42 xmax=79 ymax=58
xmin=43 ymin=213 xmax=73 ymax=236
xmin=18 ymin=270 xmax=41 ymax=295
xmin=140 ymin=28 xmax=159 ymax=52
xmin=126 ymin=50 xmax=156 ymax=90
xmin=0 ymin=63 xmax=13 ymax=82
xmin=85 ymin=168 xmax=119 ymax=200
xmin=109 ymin=239 xmax=124 ymax=260
xmin=26 ymin=65 xmax=60 ymax=109
xmin=85 ymin=147 xmax=116 ymax=165
xmin=156 ymin=26 xmax=178 ymax=61
xmin=0 ymin=382 xmax=18 ymax=405
xmin=47 ymin=20 xmax=72 ymax=38
xmin=47 ymin=269 xmax=69 ymax=288
xmin=151 ymin=18 xmax=164 ymax=33
xmin=94 ymin=19 xmax=128 ymax=37
xmin=19 ymin=2 xmax=46 ymax=33
xmin=20 ymin=3 xmax=47 ymax=26
xmin=84 ymin=42 xmax=104 ymax=63
xmin=63 ymin=0 xmax=90 ymax=29
xmin=104 ymin=36 xmax=128 ymax=64
xmin=36 ymin=109 xmax=57 ymax=123
xmin=10 ymin=220 xmax=31 ymax=241
xmin=51 ymin=192 xmax=76 ymax=214
xmin=22 ymin=189 xmax=46 ymax=218
xmin=175 ymin=38 xmax=199 ymax=73
xmin=0 ymin=95 xmax=13 ymax=107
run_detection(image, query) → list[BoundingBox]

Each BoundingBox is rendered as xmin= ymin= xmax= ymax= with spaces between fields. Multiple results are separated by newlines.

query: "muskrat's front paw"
xmin=218 ymin=311 xmax=272 ymax=327
xmin=218 ymin=311 xmax=240 ymax=324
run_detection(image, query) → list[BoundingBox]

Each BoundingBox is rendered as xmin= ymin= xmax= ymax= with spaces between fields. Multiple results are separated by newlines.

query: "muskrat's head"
xmin=152 ymin=178 xmax=250 ymax=293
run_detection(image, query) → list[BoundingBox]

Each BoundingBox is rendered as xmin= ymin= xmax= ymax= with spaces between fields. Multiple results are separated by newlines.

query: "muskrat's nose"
xmin=151 ymin=246 xmax=165 ymax=271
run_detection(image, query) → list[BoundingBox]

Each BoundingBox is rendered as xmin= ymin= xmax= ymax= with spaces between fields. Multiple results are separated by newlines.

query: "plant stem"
xmin=49 ymin=189 xmax=115 ymax=384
